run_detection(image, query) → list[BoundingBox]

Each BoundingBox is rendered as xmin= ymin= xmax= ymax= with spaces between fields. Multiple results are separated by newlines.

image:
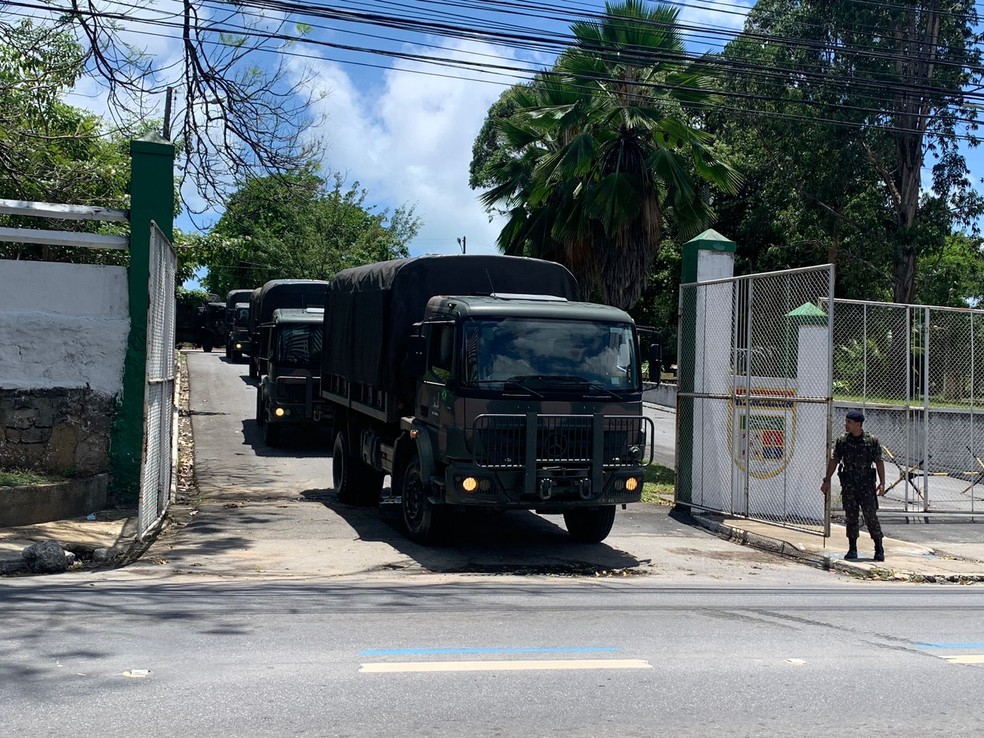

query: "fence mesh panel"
xmin=832 ymin=301 xmax=984 ymax=515
xmin=138 ymin=223 xmax=176 ymax=537
xmin=677 ymin=265 xmax=833 ymax=534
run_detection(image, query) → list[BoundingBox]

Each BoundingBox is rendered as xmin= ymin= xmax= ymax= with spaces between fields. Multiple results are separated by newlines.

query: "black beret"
xmin=846 ymin=409 xmax=865 ymax=422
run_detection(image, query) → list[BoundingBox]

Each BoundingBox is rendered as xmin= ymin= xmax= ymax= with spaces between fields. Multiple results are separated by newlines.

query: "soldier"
xmin=820 ymin=409 xmax=887 ymax=561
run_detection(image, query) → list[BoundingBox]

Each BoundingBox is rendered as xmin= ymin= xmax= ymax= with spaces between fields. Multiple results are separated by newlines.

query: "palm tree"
xmin=479 ymin=0 xmax=739 ymax=309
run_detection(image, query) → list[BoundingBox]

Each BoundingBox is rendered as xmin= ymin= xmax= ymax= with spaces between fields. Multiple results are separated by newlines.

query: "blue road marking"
xmin=360 ymin=646 xmax=619 ymax=656
xmin=917 ymin=643 xmax=984 ymax=649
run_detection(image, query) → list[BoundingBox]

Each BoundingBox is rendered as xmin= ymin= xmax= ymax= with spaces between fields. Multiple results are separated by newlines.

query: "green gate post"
xmin=109 ymin=135 xmax=175 ymax=503
xmin=676 ymin=229 xmax=736 ymax=508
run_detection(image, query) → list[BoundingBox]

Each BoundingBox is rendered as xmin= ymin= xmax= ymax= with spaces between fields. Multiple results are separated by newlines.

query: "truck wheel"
xmin=333 ymin=432 xmax=383 ymax=506
xmin=264 ymin=420 xmax=280 ymax=447
xmin=401 ymin=454 xmax=443 ymax=544
xmin=563 ymin=506 xmax=617 ymax=543
xmin=255 ymin=389 xmax=265 ymax=426
xmin=249 ymin=359 xmax=258 ymax=380
xmin=232 ymin=350 xmax=242 ymax=363
xmin=202 ymin=334 xmax=214 ymax=353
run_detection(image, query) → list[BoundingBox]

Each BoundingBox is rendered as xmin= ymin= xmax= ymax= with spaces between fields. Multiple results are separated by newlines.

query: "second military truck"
xmin=321 ymin=254 xmax=654 ymax=544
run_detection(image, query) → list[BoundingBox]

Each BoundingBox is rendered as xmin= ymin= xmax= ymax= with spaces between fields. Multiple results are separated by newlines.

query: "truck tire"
xmin=264 ymin=420 xmax=280 ymax=447
xmin=563 ymin=506 xmax=617 ymax=543
xmin=401 ymin=454 xmax=444 ymax=544
xmin=255 ymin=389 xmax=265 ymax=426
xmin=332 ymin=431 xmax=383 ymax=506
xmin=249 ymin=358 xmax=258 ymax=380
xmin=231 ymin=350 xmax=242 ymax=363
xmin=202 ymin=334 xmax=214 ymax=353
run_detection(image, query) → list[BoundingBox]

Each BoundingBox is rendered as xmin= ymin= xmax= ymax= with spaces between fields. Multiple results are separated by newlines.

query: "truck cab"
xmin=255 ymin=307 xmax=333 ymax=446
xmin=398 ymin=294 xmax=653 ymax=540
xmin=228 ymin=302 xmax=251 ymax=363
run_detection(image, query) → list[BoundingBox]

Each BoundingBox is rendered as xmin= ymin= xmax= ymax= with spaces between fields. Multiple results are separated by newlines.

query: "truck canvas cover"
xmin=323 ymin=254 xmax=579 ymax=393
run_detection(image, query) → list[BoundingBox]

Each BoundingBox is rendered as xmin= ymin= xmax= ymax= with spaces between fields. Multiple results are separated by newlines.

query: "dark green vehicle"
xmin=256 ymin=307 xmax=333 ymax=447
xmin=227 ymin=302 xmax=251 ymax=363
xmin=321 ymin=254 xmax=654 ymax=544
xmin=224 ymin=289 xmax=254 ymax=359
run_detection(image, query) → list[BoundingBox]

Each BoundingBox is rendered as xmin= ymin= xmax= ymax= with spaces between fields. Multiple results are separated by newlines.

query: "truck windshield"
xmin=275 ymin=325 xmax=322 ymax=368
xmin=234 ymin=307 xmax=249 ymax=327
xmin=461 ymin=318 xmax=638 ymax=391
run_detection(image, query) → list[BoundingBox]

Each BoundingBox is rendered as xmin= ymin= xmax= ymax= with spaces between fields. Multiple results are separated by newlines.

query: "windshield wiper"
xmin=507 ymin=375 xmax=621 ymax=399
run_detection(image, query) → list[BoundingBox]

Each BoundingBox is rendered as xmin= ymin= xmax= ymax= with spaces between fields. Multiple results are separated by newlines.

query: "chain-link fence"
xmin=138 ymin=222 xmax=177 ymax=538
xmin=677 ymin=265 xmax=834 ymax=534
xmin=833 ymin=300 xmax=984 ymax=516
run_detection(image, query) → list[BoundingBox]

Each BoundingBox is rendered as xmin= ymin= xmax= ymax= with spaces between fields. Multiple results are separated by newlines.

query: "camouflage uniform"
xmin=832 ymin=431 xmax=883 ymax=540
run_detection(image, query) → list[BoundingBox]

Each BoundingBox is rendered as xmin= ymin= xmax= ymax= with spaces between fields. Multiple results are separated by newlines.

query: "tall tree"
xmin=471 ymin=0 xmax=739 ymax=310
xmin=716 ymin=0 xmax=984 ymax=303
xmin=190 ymin=170 xmax=420 ymax=296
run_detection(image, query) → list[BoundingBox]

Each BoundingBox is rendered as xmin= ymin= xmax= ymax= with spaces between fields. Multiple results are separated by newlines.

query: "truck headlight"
xmin=625 ymin=477 xmax=639 ymax=492
xmin=274 ymin=407 xmax=286 ymax=417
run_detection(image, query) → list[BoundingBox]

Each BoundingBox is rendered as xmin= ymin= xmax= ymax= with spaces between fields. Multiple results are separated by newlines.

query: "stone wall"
xmin=0 ymin=388 xmax=116 ymax=475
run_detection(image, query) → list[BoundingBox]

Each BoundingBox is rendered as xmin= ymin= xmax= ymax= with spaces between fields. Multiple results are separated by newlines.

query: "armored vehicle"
xmin=321 ymin=255 xmax=654 ymax=544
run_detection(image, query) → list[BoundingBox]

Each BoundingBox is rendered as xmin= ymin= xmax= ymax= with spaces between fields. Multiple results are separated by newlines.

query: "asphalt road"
xmin=3 ymin=351 xmax=984 ymax=736
xmin=144 ymin=351 xmax=836 ymax=583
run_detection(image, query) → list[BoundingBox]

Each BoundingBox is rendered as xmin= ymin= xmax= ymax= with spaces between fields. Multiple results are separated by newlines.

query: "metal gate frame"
xmin=677 ymin=264 xmax=834 ymax=536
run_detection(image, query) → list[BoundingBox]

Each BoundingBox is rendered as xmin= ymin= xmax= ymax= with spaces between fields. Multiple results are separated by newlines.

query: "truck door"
xmin=420 ymin=321 xmax=455 ymax=453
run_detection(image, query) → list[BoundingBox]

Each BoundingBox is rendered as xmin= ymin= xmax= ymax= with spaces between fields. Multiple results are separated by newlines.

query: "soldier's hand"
xmin=876 ymin=481 xmax=886 ymax=497
xmin=820 ymin=479 xmax=830 ymax=496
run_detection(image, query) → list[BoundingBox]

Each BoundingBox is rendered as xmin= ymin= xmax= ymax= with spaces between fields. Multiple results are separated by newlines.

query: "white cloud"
xmin=299 ymin=39 xmax=528 ymax=256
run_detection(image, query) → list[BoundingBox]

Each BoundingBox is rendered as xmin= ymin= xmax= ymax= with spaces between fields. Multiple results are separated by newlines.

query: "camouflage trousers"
xmin=842 ymin=485 xmax=883 ymax=540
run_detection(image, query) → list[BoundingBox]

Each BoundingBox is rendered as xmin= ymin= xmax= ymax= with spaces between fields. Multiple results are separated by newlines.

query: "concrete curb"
xmin=691 ymin=512 xmax=833 ymax=570
xmin=0 ymin=474 xmax=109 ymax=527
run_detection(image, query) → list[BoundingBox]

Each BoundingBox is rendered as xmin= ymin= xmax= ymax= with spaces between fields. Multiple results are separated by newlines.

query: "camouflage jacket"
xmin=832 ymin=431 xmax=881 ymax=489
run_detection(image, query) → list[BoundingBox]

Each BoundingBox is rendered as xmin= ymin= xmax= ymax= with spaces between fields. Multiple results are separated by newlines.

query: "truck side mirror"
xmin=404 ymin=334 xmax=427 ymax=378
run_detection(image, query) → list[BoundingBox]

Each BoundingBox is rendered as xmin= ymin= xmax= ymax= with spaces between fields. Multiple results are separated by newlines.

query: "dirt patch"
xmin=668 ymin=546 xmax=791 ymax=565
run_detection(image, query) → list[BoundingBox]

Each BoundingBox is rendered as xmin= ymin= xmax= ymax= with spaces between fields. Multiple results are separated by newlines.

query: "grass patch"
xmin=641 ymin=463 xmax=675 ymax=504
xmin=0 ymin=468 xmax=64 ymax=487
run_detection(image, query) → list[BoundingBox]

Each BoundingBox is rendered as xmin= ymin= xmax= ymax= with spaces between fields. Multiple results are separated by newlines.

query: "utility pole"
xmin=457 ymin=236 xmax=466 ymax=254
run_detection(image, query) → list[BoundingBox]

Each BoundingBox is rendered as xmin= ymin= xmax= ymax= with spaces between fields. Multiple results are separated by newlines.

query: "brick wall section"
xmin=0 ymin=388 xmax=115 ymax=475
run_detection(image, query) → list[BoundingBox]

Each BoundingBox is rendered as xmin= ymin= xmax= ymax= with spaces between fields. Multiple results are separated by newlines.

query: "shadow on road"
xmin=239 ymin=420 xmax=332 ymax=458
xmin=302 ymin=487 xmax=645 ymax=575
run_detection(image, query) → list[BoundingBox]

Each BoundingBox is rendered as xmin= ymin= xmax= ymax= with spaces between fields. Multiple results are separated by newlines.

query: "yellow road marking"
xmin=944 ymin=655 xmax=984 ymax=665
xmin=360 ymin=659 xmax=652 ymax=673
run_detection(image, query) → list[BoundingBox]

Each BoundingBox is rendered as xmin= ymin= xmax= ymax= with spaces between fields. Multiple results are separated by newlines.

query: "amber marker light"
xmin=275 ymin=407 xmax=286 ymax=417
xmin=462 ymin=477 xmax=478 ymax=493
xmin=625 ymin=477 xmax=639 ymax=492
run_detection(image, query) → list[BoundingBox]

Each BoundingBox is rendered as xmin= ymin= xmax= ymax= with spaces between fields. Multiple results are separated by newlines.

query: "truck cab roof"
xmin=426 ymin=295 xmax=634 ymax=324
xmin=271 ymin=307 xmax=325 ymax=325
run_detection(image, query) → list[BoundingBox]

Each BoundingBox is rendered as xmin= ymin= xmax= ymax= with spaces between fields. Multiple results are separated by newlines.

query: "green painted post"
xmin=109 ymin=135 xmax=175 ymax=503
xmin=676 ymin=229 xmax=736 ymax=506
xmin=784 ymin=302 xmax=829 ymax=378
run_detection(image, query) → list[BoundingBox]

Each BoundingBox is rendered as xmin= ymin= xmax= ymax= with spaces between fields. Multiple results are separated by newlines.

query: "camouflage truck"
xmin=321 ymin=254 xmax=654 ymax=544
xmin=248 ymin=280 xmax=329 ymax=381
xmin=224 ymin=289 xmax=254 ymax=360
xmin=255 ymin=307 xmax=333 ymax=446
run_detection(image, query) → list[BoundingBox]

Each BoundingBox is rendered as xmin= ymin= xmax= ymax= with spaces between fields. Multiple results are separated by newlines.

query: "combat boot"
xmin=845 ymin=538 xmax=858 ymax=560
xmin=873 ymin=538 xmax=885 ymax=562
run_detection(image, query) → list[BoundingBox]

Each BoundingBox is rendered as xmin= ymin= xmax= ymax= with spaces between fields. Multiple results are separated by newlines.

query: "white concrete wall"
xmin=0 ymin=260 xmax=129 ymax=396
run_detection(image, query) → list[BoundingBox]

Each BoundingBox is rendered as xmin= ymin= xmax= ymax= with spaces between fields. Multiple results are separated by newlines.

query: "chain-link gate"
xmin=677 ymin=265 xmax=834 ymax=534
xmin=833 ymin=300 xmax=984 ymax=517
xmin=138 ymin=222 xmax=177 ymax=538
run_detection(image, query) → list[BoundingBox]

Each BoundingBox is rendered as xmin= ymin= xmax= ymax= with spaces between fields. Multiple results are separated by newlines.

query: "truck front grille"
xmin=469 ymin=414 xmax=654 ymax=469
xmin=275 ymin=376 xmax=320 ymax=403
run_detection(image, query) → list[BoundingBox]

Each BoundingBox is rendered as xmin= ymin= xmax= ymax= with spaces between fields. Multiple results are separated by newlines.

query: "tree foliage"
xmin=713 ymin=0 xmax=984 ymax=304
xmin=471 ymin=0 xmax=739 ymax=310
xmin=188 ymin=170 xmax=421 ymax=296
xmin=0 ymin=19 xmax=132 ymax=263
xmin=0 ymin=3 xmax=319 ymax=221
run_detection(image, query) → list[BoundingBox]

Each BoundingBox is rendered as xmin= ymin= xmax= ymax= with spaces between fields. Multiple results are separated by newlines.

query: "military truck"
xmin=321 ymin=255 xmax=654 ymax=544
xmin=227 ymin=302 xmax=251 ymax=363
xmin=224 ymin=289 xmax=254 ymax=359
xmin=175 ymin=291 xmax=222 ymax=352
xmin=255 ymin=307 xmax=333 ymax=446
xmin=249 ymin=280 xmax=329 ymax=381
